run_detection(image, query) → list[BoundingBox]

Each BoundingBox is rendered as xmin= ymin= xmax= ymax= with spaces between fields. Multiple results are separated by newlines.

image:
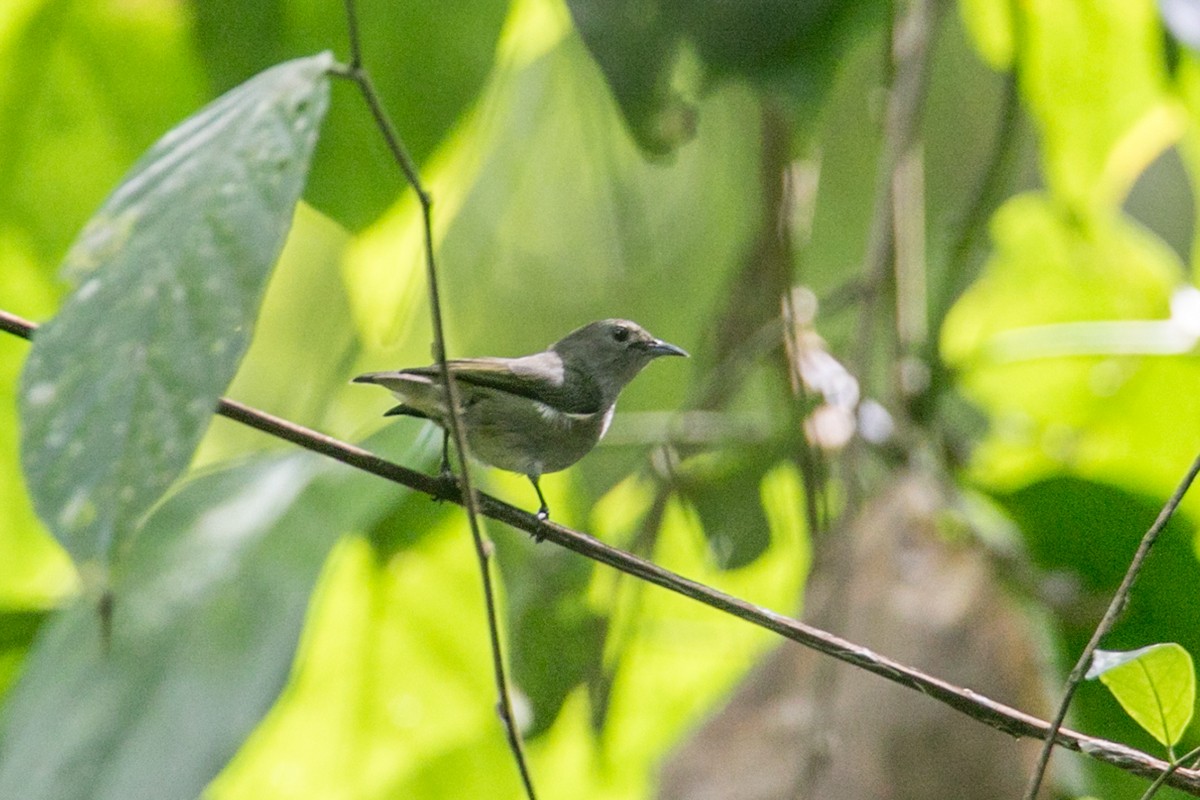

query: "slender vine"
xmin=333 ymin=2 xmax=536 ymax=795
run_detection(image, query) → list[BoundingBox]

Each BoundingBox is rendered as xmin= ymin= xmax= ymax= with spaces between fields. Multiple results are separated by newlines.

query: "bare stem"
xmin=1137 ymin=742 xmax=1200 ymax=800
xmin=845 ymin=0 xmax=942 ymax=507
xmin=336 ymin=4 xmax=536 ymax=796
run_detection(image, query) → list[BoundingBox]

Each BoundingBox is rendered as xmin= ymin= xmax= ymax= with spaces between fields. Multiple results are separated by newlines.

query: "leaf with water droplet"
xmin=18 ymin=52 xmax=334 ymax=570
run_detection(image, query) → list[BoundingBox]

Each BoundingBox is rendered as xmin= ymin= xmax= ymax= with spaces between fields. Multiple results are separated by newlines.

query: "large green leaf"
xmin=17 ymin=53 xmax=332 ymax=572
xmin=1089 ymin=643 xmax=1196 ymax=749
xmin=971 ymin=0 xmax=1173 ymax=209
xmin=0 ymin=455 xmax=336 ymax=800
xmin=209 ymin=507 xmax=514 ymax=800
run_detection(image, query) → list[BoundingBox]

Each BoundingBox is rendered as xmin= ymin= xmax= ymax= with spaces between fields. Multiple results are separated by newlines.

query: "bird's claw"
xmin=430 ymin=469 xmax=457 ymax=504
xmin=532 ymin=505 xmax=550 ymax=542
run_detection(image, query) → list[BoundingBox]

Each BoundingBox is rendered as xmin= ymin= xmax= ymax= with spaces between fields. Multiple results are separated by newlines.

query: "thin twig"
xmin=1022 ymin=449 xmax=1200 ymax=799
xmin=1139 ymin=743 xmax=1200 ymax=800
xmin=335 ymin=4 xmax=536 ymax=796
xmin=845 ymin=0 xmax=942 ymax=509
xmin=5 ymin=306 xmax=1200 ymax=795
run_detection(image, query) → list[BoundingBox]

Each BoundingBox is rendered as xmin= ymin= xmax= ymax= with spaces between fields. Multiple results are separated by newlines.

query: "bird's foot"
xmin=532 ymin=504 xmax=550 ymax=542
xmin=430 ymin=469 xmax=457 ymax=504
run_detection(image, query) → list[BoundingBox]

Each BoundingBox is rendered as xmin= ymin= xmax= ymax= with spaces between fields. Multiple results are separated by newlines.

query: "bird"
xmin=353 ymin=319 xmax=688 ymax=520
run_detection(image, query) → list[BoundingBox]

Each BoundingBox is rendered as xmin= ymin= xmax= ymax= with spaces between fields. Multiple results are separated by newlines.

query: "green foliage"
xmin=1000 ymin=478 xmax=1200 ymax=776
xmin=0 ymin=0 xmax=206 ymax=264
xmin=1088 ymin=644 xmax=1196 ymax=749
xmin=565 ymin=0 xmax=887 ymax=152
xmin=6 ymin=0 xmax=1200 ymax=798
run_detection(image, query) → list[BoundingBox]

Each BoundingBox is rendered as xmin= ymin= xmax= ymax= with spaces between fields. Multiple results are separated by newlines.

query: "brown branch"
xmin=5 ymin=306 xmax=1200 ymax=795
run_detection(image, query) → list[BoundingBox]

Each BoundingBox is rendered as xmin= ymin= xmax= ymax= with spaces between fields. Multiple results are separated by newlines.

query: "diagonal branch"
xmin=4 ymin=306 xmax=1200 ymax=796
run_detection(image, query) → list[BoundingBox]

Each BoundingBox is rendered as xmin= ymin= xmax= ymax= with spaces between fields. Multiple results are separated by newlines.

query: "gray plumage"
xmin=354 ymin=319 xmax=687 ymax=519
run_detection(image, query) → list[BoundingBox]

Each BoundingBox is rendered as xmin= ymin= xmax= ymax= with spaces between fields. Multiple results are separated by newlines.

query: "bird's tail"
xmin=353 ymin=371 xmax=447 ymax=421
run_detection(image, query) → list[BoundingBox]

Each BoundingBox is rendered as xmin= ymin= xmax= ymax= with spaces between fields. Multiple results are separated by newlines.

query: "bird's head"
xmin=552 ymin=319 xmax=688 ymax=399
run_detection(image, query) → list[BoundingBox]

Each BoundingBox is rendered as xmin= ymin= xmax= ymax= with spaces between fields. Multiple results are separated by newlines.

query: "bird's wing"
xmin=404 ymin=355 xmax=605 ymax=415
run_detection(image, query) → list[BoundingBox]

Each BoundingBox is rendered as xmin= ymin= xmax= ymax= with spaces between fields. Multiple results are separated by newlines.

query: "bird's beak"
xmin=647 ymin=339 xmax=689 ymax=358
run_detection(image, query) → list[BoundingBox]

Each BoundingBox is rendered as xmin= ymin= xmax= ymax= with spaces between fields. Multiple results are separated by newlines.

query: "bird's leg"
xmin=530 ymin=476 xmax=550 ymax=528
xmin=427 ymin=431 xmax=456 ymax=506
xmin=438 ymin=430 xmax=452 ymax=477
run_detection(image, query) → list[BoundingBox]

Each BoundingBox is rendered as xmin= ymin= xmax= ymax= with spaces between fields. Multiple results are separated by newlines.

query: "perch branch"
xmin=4 ymin=306 xmax=1200 ymax=796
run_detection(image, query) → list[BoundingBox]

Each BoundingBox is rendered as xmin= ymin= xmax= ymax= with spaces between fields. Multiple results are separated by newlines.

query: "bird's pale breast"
xmin=463 ymin=391 xmax=615 ymax=478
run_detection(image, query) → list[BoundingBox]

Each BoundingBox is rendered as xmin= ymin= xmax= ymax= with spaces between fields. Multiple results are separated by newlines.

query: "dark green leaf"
xmin=1000 ymin=478 xmax=1200 ymax=757
xmin=566 ymin=0 xmax=886 ymax=154
xmin=499 ymin=534 xmax=605 ymax=737
xmin=192 ymin=0 xmax=508 ymax=229
xmin=0 ymin=450 xmax=407 ymax=800
xmin=18 ymin=53 xmax=333 ymax=571
xmin=0 ymin=608 xmax=53 ymax=703
xmin=676 ymin=451 xmax=777 ymax=569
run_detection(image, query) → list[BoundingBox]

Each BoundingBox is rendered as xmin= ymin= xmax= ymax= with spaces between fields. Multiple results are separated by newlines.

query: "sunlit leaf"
xmin=958 ymin=0 xmax=1015 ymax=68
xmin=0 ymin=254 xmax=77 ymax=606
xmin=344 ymin=0 xmax=761 ymax=364
xmin=209 ymin=504 xmax=511 ymax=799
xmin=941 ymin=193 xmax=1200 ymax=494
xmin=1088 ymin=643 xmax=1195 ymax=748
xmin=0 ymin=0 xmax=205 ymax=263
xmin=18 ymin=53 xmax=332 ymax=572
xmin=1016 ymin=0 xmax=1173 ymax=208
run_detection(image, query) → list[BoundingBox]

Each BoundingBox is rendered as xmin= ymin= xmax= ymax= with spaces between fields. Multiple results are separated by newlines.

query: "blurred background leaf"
xmin=0 ymin=454 xmax=365 ymax=800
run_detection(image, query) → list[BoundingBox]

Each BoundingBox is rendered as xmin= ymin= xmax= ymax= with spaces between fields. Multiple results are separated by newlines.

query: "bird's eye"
xmin=612 ymin=326 xmax=630 ymax=343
